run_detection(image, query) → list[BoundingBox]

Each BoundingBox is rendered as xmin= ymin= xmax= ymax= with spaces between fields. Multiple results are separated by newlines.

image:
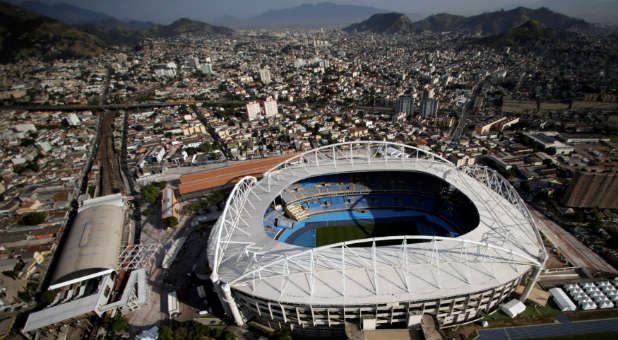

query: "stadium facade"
xmin=208 ymin=141 xmax=546 ymax=332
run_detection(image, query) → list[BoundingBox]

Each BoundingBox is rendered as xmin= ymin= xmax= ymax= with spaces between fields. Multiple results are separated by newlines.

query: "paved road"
xmin=529 ymin=205 xmax=617 ymax=274
xmin=477 ymin=318 xmax=618 ymax=340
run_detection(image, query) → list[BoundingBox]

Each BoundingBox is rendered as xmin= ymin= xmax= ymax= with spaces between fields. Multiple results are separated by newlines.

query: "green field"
xmin=315 ymin=222 xmax=414 ymax=247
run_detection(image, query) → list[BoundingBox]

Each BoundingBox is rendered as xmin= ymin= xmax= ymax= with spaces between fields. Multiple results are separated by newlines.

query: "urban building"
xmin=562 ymin=171 xmax=618 ymax=209
xmin=246 ymin=101 xmax=262 ymax=121
xmin=421 ymin=98 xmax=439 ymax=119
xmin=22 ymin=194 xmax=147 ymax=336
xmin=200 ymin=63 xmax=214 ymax=75
xmin=263 ymin=97 xmax=278 ymax=118
xmin=259 ymin=69 xmax=272 ymax=85
xmin=153 ymin=62 xmax=177 ymax=78
xmin=394 ymin=95 xmax=414 ymax=116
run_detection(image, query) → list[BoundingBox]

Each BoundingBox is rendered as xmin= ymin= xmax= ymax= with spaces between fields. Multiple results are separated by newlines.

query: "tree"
xmin=271 ymin=328 xmax=292 ymax=340
xmin=111 ymin=314 xmax=128 ymax=333
xmin=174 ymin=327 xmax=188 ymax=339
xmin=143 ymin=185 xmax=160 ymax=204
xmin=220 ymin=329 xmax=237 ymax=340
xmin=20 ymin=212 xmax=46 ymax=226
xmin=39 ymin=291 xmax=56 ymax=304
xmin=163 ymin=216 xmax=179 ymax=228
xmin=158 ymin=325 xmax=174 ymax=340
xmin=200 ymin=142 xmax=214 ymax=153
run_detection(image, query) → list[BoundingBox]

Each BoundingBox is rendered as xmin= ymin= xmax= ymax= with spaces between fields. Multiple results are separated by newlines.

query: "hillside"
xmin=477 ymin=19 xmax=558 ymax=48
xmin=407 ymin=7 xmax=593 ymax=36
xmin=344 ymin=12 xmax=414 ymax=34
xmin=149 ymin=18 xmax=234 ymax=37
xmin=229 ymin=2 xmax=388 ymax=28
xmin=20 ymin=1 xmax=115 ymax=24
xmin=0 ymin=1 xmax=105 ymax=62
xmin=405 ymin=13 xmax=467 ymax=32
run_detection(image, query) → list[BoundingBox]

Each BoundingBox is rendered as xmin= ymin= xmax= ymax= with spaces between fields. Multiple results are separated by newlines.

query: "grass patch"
xmin=247 ymin=321 xmax=274 ymax=337
xmin=481 ymin=300 xmax=562 ymax=326
xmin=315 ymin=221 xmax=413 ymax=247
xmin=531 ymin=331 xmax=618 ymax=340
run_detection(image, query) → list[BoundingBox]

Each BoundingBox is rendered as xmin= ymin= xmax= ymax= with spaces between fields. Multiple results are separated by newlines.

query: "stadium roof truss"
xmin=118 ymin=243 xmax=160 ymax=271
xmin=208 ymin=141 xmax=547 ymax=305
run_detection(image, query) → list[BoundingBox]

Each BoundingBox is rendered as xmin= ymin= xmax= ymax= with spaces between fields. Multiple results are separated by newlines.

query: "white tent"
xmin=549 ymin=288 xmax=577 ymax=312
xmin=500 ymin=299 xmax=527 ymax=318
xmin=598 ymin=301 xmax=614 ymax=309
xmin=571 ymin=293 xmax=586 ymax=300
xmin=579 ymin=301 xmax=597 ymax=310
xmin=605 ymin=290 xmax=618 ymax=297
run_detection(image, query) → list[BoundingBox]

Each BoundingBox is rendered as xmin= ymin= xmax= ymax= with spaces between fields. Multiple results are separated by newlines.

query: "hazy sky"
xmin=30 ymin=0 xmax=548 ymax=23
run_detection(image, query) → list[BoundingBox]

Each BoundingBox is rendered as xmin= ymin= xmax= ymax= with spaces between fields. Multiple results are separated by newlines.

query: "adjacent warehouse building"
xmin=23 ymin=194 xmax=147 ymax=337
xmin=562 ymin=171 xmax=618 ymax=209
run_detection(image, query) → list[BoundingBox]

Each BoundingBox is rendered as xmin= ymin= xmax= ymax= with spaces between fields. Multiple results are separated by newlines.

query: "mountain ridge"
xmin=217 ymin=2 xmax=391 ymax=28
xmin=0 ymin=1 xmax=106 ymax=62
xmin=344 ymin=12 xmax=414 ymax=34
xmin=0 ymin=2 xmax=235 ymax=61
xmin=346 ymin=6 xmax=595 ymax=36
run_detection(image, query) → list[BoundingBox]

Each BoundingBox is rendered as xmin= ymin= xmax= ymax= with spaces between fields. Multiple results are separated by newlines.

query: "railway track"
xmin=96 ymin=110 xmax=124 ymax=196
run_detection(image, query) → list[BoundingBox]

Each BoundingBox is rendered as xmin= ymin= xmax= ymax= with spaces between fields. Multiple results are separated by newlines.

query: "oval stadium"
xmin=208 ymin=141 xmax=547 ymax=336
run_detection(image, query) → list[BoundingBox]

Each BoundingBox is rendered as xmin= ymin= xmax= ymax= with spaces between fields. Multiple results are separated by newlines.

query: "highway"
xmin=451 ymin=78 xmax=487 ymax=142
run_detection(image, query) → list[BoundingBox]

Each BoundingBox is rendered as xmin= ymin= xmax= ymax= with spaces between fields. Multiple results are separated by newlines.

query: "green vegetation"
xmin=345 ymin=12 xmax=414 ymax=34
xmin=39 ymin=291 xmax=56 ymax=304
xmin=247 ymin=322 xmax=292 ymax=340
xmin=158 ymin=320 xmax=236 ymax=340
xmin=111 ymin=313 xmax=128 ymax=333
xmin=149 ymin=18 xmax=234 ymax=38
xmin=2 ymin=271 xmax=16 ymax=280
xmin=480 ymin=19 xmax=557 ymax=49
xmin=142 ymin=181 xmax=168 ymax=204
xmin=271 ymin=328 xmax=293 ymax=340
xmin=163 ymin=216 xmax=179 ymax=228
xmin=20 ymin=138 xmax=35 ymax=147
xmin=0 ymin=2 xmax=106 ymax=62
xmin=247 ymin=322 xmax=274 ymax=336
xmin=315 ymin=221 xmax=414 ymax=247
xmin=208 ymin=189 xmax=230 ymax=206
xmin=481 ymin=300 xmax=562 ymax=324
xmin=13 ymin=161 xmax=40 ymax=174
xmin=20 ymin=212 xmax=46 ymax=226
xmin=199 ymin=142 xmax=215 ymax=153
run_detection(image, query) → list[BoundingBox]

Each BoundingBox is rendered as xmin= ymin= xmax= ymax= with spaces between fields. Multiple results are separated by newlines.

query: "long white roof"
xmin=209 ymin=142 xmax=545 ymax=305
xmin=51 ymin=194 xmax=126 ymax=289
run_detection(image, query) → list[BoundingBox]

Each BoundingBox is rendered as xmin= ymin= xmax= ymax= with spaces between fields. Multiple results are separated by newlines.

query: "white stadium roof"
xmin=208 ymin=141 xmax=546 ymax=306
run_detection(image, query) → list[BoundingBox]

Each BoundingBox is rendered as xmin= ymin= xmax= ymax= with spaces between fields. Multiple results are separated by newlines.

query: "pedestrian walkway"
xmin=477 ymin=318 xmax=617 ymax=340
